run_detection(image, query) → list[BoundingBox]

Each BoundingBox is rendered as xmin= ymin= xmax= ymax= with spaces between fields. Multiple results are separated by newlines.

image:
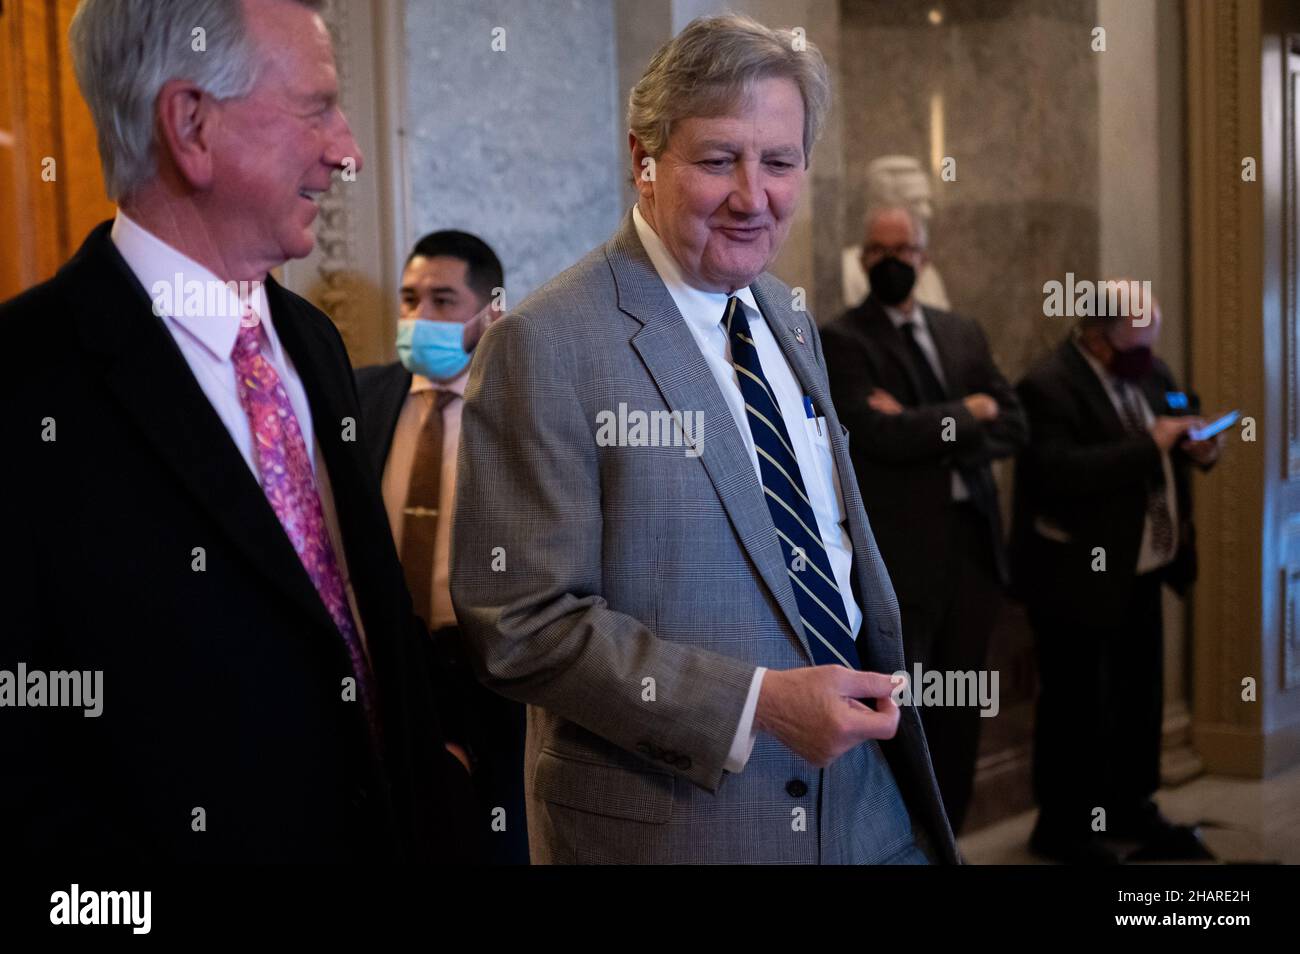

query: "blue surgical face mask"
xmin=396 ymin=319 xmax=471 ymax=382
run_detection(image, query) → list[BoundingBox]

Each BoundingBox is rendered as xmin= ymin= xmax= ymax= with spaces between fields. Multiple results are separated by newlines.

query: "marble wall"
xmin=404 ymin=0 xmax=624 ymax=308
xmin=840 ymin=0 xmax=1102 ymax=377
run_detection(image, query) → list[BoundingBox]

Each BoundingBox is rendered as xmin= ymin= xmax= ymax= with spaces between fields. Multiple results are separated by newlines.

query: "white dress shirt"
xmin=110 ymin=210 xmax=367 ymax=646
xmin=882 ymin=300 xmax=969 ymax=502
xmin=633 ymin=205 xmax=861 ymax=773
xmin=1072 ymin=337 xmax=1178 ymax=574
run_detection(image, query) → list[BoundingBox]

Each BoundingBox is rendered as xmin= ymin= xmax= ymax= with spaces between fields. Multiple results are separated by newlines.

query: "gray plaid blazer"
xmin=451 ymin=212 xmax=959 ymax=864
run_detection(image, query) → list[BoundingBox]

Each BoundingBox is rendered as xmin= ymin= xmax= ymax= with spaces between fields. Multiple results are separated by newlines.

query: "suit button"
xmin=674 ymin=754 xmax=692 ymax=770
xmin=786 ymin=779 xmax=808 ymax=798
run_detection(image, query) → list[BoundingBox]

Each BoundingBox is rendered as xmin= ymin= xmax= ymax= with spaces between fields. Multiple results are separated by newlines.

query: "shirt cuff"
xmin=723 ymin=667 xmax=766 ymax=774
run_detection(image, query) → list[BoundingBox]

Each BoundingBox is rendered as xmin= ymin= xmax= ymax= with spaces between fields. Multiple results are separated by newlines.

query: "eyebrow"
xmin=693 ymin=139 xmax=803 ymax=159
xmin=302 ymin=89 xmax=338 ymax=110
xmin=401 ymin=284 xmax=461 ymax=296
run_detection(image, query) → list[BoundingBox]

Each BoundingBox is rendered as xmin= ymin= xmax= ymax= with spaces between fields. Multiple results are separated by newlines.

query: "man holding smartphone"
xmin=1012 ymin=284 xmax=1225 ymax=864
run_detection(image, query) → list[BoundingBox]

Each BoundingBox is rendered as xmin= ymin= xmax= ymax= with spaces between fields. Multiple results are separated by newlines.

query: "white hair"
xmin=864 ymin=204 xmax=929 ymax=250
xmin=69 ymin=0 xmax=321 ymax=201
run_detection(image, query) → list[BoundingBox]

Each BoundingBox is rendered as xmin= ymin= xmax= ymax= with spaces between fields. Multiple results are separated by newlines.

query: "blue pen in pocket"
xmin=803 ymin=395 xmax=822 ymax=435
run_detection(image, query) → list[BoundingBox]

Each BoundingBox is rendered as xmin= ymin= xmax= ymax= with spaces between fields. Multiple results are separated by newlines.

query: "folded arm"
xmin=822 ymin=330 xmax=987 ymax=465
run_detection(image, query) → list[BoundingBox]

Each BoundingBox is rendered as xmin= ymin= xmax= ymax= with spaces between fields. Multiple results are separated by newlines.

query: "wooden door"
xmin=0 ymin=0 xmax=115 ymax=302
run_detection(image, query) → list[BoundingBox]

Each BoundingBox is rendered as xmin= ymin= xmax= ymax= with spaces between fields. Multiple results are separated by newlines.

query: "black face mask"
xmin=1110 ymin=344 xmax=1154 ymax=381
xmin=868 ymin=256 xmax=917 ymax=307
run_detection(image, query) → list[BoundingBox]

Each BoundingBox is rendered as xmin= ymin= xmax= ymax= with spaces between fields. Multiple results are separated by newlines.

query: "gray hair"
xmin=69 ymin=0 xmax=322 ymax=201
xmin=628 ymin=14 xmax=830 ymax=181
xmin=864 ymin=204 xmax=929 ymax=250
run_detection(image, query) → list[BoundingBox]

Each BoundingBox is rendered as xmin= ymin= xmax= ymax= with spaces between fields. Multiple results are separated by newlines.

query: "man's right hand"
xmin=1151 ymin=415 xmax=1199 ymax=452
xmin=754 ymin=666 xmax=903 ymax=768
xmin=963 ymin=393 xmax=999 ymax=421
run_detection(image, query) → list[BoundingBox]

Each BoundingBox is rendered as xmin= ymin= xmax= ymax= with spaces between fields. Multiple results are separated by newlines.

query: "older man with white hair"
xmin=841 ymin=155 xmax=952 ymax=309
xmin=452 ymin=15 xmax=957 ymax=864
xmin=0 ymin=0 xmax=475 ymax=861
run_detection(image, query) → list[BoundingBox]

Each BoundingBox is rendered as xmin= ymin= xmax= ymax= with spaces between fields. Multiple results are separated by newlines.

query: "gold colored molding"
xmin=280 ymin=0 xmax=398 ymax=369
xmin=1186 ymin=0 xmax=1267 ymax=775
xmin=314 ymin=0 xmax=362 ymax=359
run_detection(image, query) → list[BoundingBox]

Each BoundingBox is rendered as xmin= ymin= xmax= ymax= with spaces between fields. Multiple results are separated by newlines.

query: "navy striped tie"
xmin=724 ymin=297 xmax=860 ymax=669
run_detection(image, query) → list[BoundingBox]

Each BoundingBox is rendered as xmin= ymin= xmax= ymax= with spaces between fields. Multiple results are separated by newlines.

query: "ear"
xmin=155 ymin=79 xmax=217 ymax=191
xmin=629 ymin=132 xmax=655 ymax=202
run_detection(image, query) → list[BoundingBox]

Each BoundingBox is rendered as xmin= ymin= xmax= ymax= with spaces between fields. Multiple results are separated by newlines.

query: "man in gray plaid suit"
xmin=451 ymin=14 xmax=958 ymax=865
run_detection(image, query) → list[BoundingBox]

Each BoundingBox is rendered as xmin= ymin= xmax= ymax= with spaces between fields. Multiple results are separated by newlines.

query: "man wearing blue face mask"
xmin=355 ymin=230 xmax=526 ymax=863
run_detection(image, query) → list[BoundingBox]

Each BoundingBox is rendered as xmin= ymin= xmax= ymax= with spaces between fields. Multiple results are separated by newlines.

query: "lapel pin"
xmin=795 ymin=327 xmax=805 ymax=344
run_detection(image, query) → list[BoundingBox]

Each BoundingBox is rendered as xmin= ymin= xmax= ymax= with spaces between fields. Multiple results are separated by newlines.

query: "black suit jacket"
xmin=0 ymin=223 xmax=475 ymax=862
xmin=1011 ymin=335 xmax=1204 ymax=623
xmin=354 ymin=362 xmax=414 ymax=483
xmin=821 ymin=295 xmax=1027 ymax=606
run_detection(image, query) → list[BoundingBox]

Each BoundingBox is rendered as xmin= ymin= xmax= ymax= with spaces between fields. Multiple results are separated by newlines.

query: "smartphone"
xmin=1187 ymin=410 xmax=1239 ymax=442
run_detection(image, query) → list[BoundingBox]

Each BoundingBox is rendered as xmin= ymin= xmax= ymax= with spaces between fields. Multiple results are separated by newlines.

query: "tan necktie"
xmin=401 ymin=389 xmax=457 ymax=625
xmin=1117 ymin=383 xmax=1175 ymax=560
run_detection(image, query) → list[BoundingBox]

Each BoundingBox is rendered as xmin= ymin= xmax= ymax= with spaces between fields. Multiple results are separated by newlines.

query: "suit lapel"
xmin=750 ymin=276 xmax=830 ymax=413
xmin=356 ymin=363 xmax=412 ymax=480
xmin=1060 ymin=338 xmax=1129 ymax=439
xmin=753 ymin=279 xmax=904 ymax=672
xmin=608 ymin=217 xmax=809 ymax=656
xmin=267 ymin=279 xmax=384 ymax=619
xmin=922 ymin=307 xmax=962 ymax=397
xmin=861 ymin=296 xmax=931 ymax=404
xmin=270 ymin=279 xmax=361 ymax=502
xmin=71 ymin=226 xmax=339 ymax=637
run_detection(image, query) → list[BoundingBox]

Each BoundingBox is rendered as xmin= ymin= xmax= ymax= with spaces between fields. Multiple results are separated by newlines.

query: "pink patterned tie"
xmin=232 ymin=307 xmax=380 ymax=742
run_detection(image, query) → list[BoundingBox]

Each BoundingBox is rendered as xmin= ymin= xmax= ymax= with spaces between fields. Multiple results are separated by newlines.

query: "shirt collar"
xmin=1072 ymin=331 xmax=1122 ymax=392
xmin=408 ymin=368 xmax=470 ymax=397
xmin=883 ymin=300 xmax=924 ymax=331
xmin=632 ymin=204 xmax=760 ymax=333
xmin=111 ymin=209 xmax=279 ymax=365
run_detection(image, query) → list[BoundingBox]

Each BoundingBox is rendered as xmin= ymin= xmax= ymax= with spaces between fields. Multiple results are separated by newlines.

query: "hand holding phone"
xmin=1187 ymin=410 xmax=1239 ymax=442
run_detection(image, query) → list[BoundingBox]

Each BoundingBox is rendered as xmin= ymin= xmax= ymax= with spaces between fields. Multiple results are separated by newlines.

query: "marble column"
xmin=403 ymin=0 xmax=624 ymax=310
